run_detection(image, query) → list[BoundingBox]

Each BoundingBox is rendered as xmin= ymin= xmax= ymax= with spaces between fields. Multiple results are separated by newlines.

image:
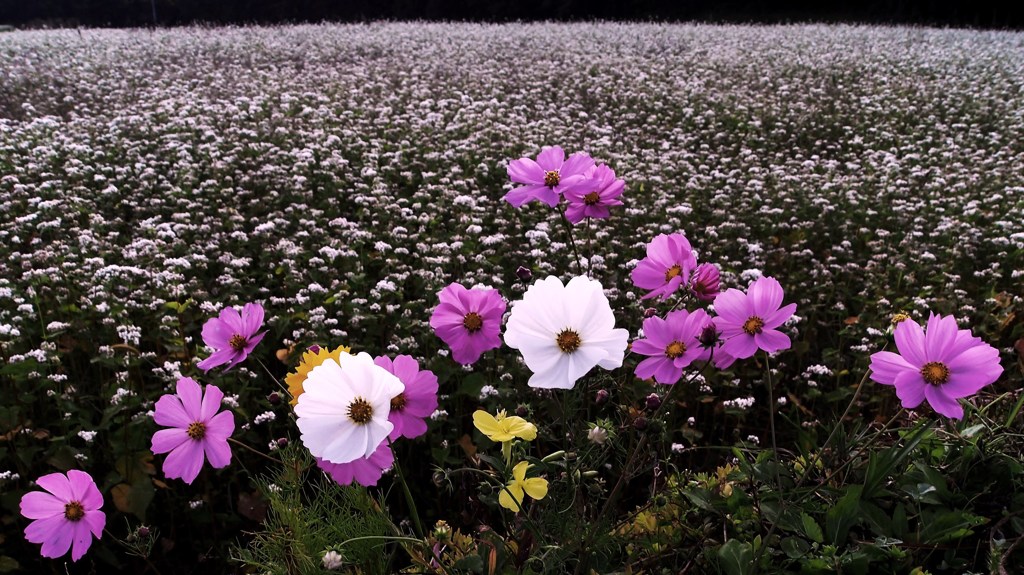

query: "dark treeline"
xmin=1 ymin=0 xmax=1022 ymax=29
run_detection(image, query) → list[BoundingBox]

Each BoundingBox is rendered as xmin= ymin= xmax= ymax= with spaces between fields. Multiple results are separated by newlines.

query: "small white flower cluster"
xmin=253 ymin=411 xmax=276 ymax=425
xmin=722 ymin=397 xmax=756 ymax=410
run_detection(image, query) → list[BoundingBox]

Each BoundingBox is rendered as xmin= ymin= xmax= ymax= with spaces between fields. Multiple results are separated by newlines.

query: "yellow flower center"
xmin=664 ymin=264 xmax=682 ymax=282
xmin=742 ymin=316 xmax=765 ymax=336
xmin=229 ymin=334 xmax=247 ymax=351
xmin=187 ymin=421 xmax=206 ymax=440
xmin=892 ymin=311 xmax=911 ymax=324
xmin=544 ymin=170 xmax=560 ymax=187
xmin=64 ymin=501 xmax=85 ymax=521
xmin=347 ymin=397 xmax=374 ymax=424
xmin=920 ymin=362 xmax=950 ymax=386
xmin=463 ymin=312 xmax=483 ymax=333
xmin=556 ymin=329 xmax=581 ymax=353
xmin=665 ymin=341 xmax=686 ymax=359
xmin=390 ymin=393 xmax=407 ymax=412
xmin=583 ymin=191 xmax=600 ymax=205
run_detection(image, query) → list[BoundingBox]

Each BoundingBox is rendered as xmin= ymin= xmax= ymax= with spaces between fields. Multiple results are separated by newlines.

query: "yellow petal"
xmin=473 ymin=411 xmax=511 ymax=441
xmin=512 ymin=461 xmax=530 ymax=483
xmin=498 ymin=483 xmax=526 ymax=511
xmin=504 ymin=417 xmax=537 ymax=441
xmin=522 ymin=478 xmax=548 ymax=501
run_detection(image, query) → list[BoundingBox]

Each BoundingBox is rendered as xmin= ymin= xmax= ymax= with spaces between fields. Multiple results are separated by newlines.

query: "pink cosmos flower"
xmin=316 ymin=442 xmax=394 ymax=487
xmin=197 ymin=302 xmax=267 ymax=372
xmin=429 ymin=283 xmax=506 ymax=365
xmin=713 ymin=276 xmax=797 ymax=360
xmin=690 ymin=263 xmax=721 ymax=302
xmin=20 ymin=470 xmax=105 ymax=561
xmin=869 ymin=314 xmax=1003 ymax=419
xmin=632 ymin=309 xmax=712 ymax=384
xmin=151 ymin=377 xmax=235 ymax=484
xmin=561 ymin=164 xmax=625 ymax=224
xmin=631 ymin=233 xmax=698 ymax=301
xmin=504 ymin=146 xmax=595 ymax=208
xmin=374 ymin=354 xmax=439 ymax=440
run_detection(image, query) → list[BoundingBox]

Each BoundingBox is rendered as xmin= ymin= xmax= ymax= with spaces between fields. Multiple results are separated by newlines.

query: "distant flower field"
xmin=1 ymin=23 xmax=1023 ymax=574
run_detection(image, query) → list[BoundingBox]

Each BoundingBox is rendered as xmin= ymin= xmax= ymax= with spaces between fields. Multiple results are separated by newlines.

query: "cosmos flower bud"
xmin=632 ymin=416 xmax=649 ymax=431
xmin=267 ymin=391 xmax=281 ymax=405
xmin=594 ymin=389 xmax=610 ymax=405
xmin=515 ymin=265 xmax=533 ymax=282
xmin=643 ymin=307 xmax=658 ymax=318
xmin=698 ymin=323 xmax=719 ymax=348
xmin=645 ymin=393 xmax=662 ymax=411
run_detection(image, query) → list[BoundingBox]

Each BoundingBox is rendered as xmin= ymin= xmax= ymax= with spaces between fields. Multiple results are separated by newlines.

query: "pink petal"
xmin=66 ymin=470 xmax=102 ymax=510
xmin=175 ymin=377 xmax=203 ymax=420
xmin=754 ymin=329 xmax=791 ymax=354
xmin=34 ymin=516 xmax=74 ymax=559
xmin=893 ymin=370 xmax=926 ymax=409
xmin=711 ymin=289 xmax=749 ymax=323
xmin=201 ymin=317 xmax=233 ymax=349
xmin=219 ymin=306 xmax=245 ymax=334
xmin=200 ymin=384 xmax=225 ymax=422
xmin=242 ymin=302 xmax=265 ymax=337
xmin=924 ymin=314 xmax=957 ymax=360
xmin=535 ymin=146 xmax=565 ymax=171
xmin=721 ymin=334 xmax=758 ymax=360
xmin=560 ymin=152 xmax=595 ymax=179
xmin=69 ymin=519 xmax=94 ymax=562
xmin=763 ymin=303 xmax=797 ymax=330
xmin=151 ymin=428 xmax=190 ymax=454
xmin=85 ymin=509 xmax=106 ymax=538
xmin=35 ymin=472 xmax=73 ymax=501
xmin=924 ymin=385 xmax=963 ymax=419
xmin=504 ymin=184 xmax=558 ymax=208
xmin=507 ymin=157 xmax=544 ymax=185
xmin=163 ymin=439 xmax=205 ymax=484
xmin=197 ymin=347 xmax=238 ymax=372
xmin=25 ymin=514 xmax=65 ymax=544
xmin=204 ymin=410 xmax=235 ymax=439
xmin=868 ymin=350 xmax=915 ymax=385
xmin=20 ymin=492 xmax=67 ymax=519
xmin=153 ymin=394 xmax=191 ymax=428
xmin=894 ymin=320 xmax=927 ymax=366
xmin=749 ymin=277 xmax=784 ymax=317
xmin=202 ymin=437 xmax=232 ymax=469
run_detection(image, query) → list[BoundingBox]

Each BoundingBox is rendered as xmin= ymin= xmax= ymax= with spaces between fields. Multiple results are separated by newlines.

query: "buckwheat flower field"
xmin=1 ymin=22 xmax=1023 ymax=574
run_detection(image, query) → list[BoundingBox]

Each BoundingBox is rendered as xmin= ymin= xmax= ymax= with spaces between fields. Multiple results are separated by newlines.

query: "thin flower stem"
xmin=762 ymin=351 xmax=784 ymax=495
xmin=226 ymin=437 xmax=282 ymax=465
xmin=254 ymin=357 xmax=290 ymax=397
xmin=575 ymin=360 xmax=711 ymax=574
xmin=389 ymin=440 xmax=425 ymax=539
xmin=557 ymin=205 xmax=586 ymax=277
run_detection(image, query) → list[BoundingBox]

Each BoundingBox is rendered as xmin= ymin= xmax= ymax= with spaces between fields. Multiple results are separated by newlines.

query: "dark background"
xmin=1 ymin=0 xmax=1023 ymax=29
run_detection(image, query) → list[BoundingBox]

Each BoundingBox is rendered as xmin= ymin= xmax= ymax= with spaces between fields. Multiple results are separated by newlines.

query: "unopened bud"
xmin=307 ymin=344 xmax=321 ymax=353
xmin=594 ymin=389 xmax=610 ymax=406
xmin=633 ymin=416 xmax=649 ymax=431
xmin=515 ymin=266 xmax=533 ymax=282
xmin=645 ymin=393 xmax=662 ymax=411
xmin=267 ymin=391 xmax=282 ymax=405
xmin=643 ymin=307 xmax=658 ymax=318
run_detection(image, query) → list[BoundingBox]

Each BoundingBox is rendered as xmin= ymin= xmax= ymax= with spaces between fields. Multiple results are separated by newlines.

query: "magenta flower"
xmin=631 ymin=233 xmax=698 ymax=301
xmin=151 ymin=377 xmax=235 ymax=484
xmin=562 ymin=164 xmax=625 ymax=224
xmin=374 ymin=354 xmax=439 ymax=440
xmin=713 ymin=276 xmax=797 ymax=360
xmin=316 ymin=442 xmax=394 ymax=487
xmin=196 ymin=302 xmax=267 ymax=372
xmin=869 ymin=314 xmax=1003 ymax=419
xmin=20 ymin=470 xmax=105 ymax=561
xmin=632 ymin=309 xmax=712 ymax=384
xmin=429 ymin=283 xmax=506 ymax=365
xmin=504 ymin=146 xmax=595 ymax=208
xmin=690 ymin=263 xmax=721 ymax=302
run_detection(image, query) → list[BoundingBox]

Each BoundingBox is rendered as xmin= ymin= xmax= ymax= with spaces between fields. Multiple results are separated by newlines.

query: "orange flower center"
xmin=348 ymin=397 xmax=374 ymax=424
xmin=556 ymin=329 xmax=582 ymax=353
xmin=891 ymin=311 xmax=911 ymax=324
xmin=64 ymin=501 xmax=85 ymax=521
xmin=664 ymin=265 xmax=682 ymax=282
xmin=920 ymin=362 xmax=950 ymax=386
xmin=229 ymin=334 xmax=247 ymax=351
xmin=391 ymin=393 xmax=407 ymax=412
xmin=544 ymin=170 xmax=560 ymax=187
xmin=665 ymin=341 xmax=686 ymax=359
xmin=187 ymin=421 xmax=206 ymax=440
xmin=742 ymin=316 xmax=764 ymax=336
xmin=583 ymin=192 xmax=601 ymax=205
xmin=463 ymin=312 xmax=483 ymax=332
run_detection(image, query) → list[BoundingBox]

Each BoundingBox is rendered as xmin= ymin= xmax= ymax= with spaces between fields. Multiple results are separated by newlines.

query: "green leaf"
xmin=0 ymin=556 xmax=20 ymax=573
xmin=802 ymin=512 xmax=824 ymax=543
xmin=717 ymin=539 xmax=754 ymax=575
xmin=826 ymin=486 xmax=862 ymax=545
xmin=781 ymin=537 xmax=810 ymax=559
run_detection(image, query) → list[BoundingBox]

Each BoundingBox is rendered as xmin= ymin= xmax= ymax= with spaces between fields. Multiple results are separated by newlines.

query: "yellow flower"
xmin=472 ymin=410 xmax=537 ymax=442
xmin=285 ymin=345 xmax=351 ymax=405
xmin=498 ymin=462 xmax=548 ymax=512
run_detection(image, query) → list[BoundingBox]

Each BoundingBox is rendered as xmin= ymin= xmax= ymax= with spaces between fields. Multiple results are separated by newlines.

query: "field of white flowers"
xmin=1 ymin=23 xmax=1023 ymax=574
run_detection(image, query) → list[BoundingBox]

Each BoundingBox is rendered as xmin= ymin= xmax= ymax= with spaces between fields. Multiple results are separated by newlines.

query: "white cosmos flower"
xmin=504 ymin=275 xmax=628 ymax=390
xmin=295 ymin=352 xmax=404 ymax=464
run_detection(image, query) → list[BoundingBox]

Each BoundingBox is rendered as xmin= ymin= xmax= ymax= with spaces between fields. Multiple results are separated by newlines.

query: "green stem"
xmin=255 ymin=357 xmax=290 ymax=397
xmin=226 ymin=437 xmax=283 ymax=465
xmin=557 ymin=205 xmax=585 ymax=276
xmin=389 ymin=440 xmax=425 ymax=538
